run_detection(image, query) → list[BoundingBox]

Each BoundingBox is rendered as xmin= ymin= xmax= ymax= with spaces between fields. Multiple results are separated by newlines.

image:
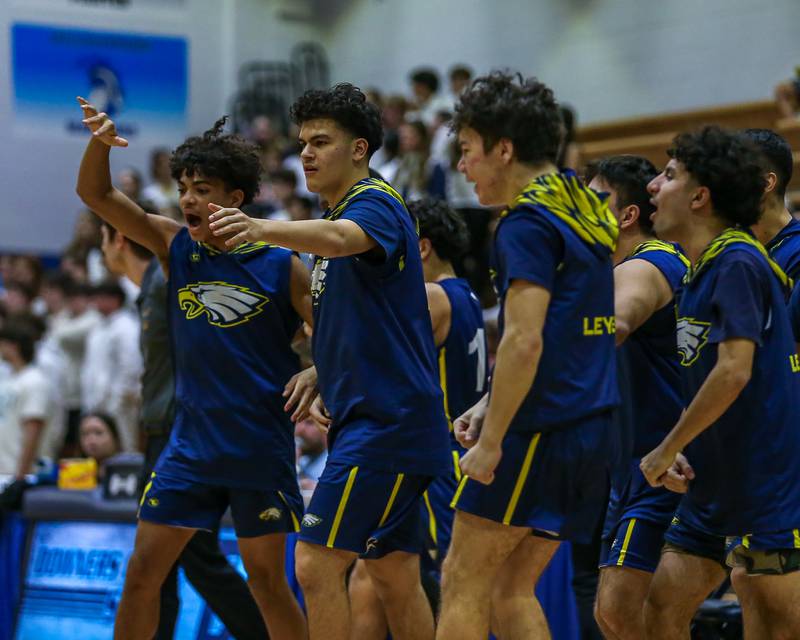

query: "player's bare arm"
xmin=614 ymin=258 xmax=674 ymax=346
xmin=425 ymin=282 xmax=452 ymax=347
xmin=459 ymin=280 xmax=550 ymax=484
xmin=75 ymin=97 xmax=180 ymax=266
xmin=208 ymin=205 xmax=378 ymax=257
xmin=640 ymin=337 xmax=755 ymax=486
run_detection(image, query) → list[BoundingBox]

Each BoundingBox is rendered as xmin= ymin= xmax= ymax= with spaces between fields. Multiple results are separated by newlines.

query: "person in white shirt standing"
xmin=0 ymin=324 xmax=57 ymax=477
xmin=81 ymin=280 xmax=142 ymax=451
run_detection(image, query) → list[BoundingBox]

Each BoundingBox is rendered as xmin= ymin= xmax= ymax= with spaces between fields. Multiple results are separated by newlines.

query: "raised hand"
xmin=76 ymin=96 xmax=129 ymax=147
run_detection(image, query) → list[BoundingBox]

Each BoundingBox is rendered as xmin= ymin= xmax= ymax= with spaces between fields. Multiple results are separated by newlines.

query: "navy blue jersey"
xmin=490 ymin=170 xmax=619 ymax=432
xmin=437 ymin=278 xmax=489 ymax=440
xmin=789 ymin=283 xmax=800 ymax=342
xmin=619 ymin=241 xmax=688 ymax=457
xmin=310 ymin=178 xmax=450 ymax=475
xmin=675 ymin=228 xmax=800 ymax=535
xmin=156 ymin=228 xmax=301 ymax=491
xmin=766 ymin=217 xmax=800 ymax=282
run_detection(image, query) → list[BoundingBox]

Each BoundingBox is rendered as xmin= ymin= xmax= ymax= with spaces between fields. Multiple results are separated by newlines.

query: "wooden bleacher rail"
xmin=576 ymin=100 xmax=781 ymax=144
xmin=575 ymin=101 xmax=800 ymax=198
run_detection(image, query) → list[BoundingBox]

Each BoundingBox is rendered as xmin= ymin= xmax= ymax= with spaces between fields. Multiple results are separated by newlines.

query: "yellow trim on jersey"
xmin=139 ymin=472 xmax=155 ymax=508
xmin=616 ymin=519 xmax=637 ymax=566
xmin=687 ymin=228 xmax=793 ymax=291
xmin=378 ymin=473 xmax=405 ymax=527
xmin=452 ymin=450 xmax=462 ymax=482
xmin=198 ymin=241 xmax=274 ymax=257
xmin=423 ymin=490 xmax=437 ymax=545
xmin=742 ymin=534 xmax=751 ymax=549
xmin=326 ymin=178 xmax=406 ymax=222
xmin=628 ymin=239 xmax=691 ymax=269
xmin=326 ymin=466 xmax=359 ymax=548
xmin=450 ymin=476 xmax=469 ymax=509
xmin=502 ymin=433 xmax=541 ymax=525
xmin=278 ymin=491 xmax=301 ymax=532
xmin=504 ymin=172 xmax=618 ymax=252
xmin=438 ymin=348 xmax=453 ymax=430
xmin=794 ymin=529 xmax=800 ymax=549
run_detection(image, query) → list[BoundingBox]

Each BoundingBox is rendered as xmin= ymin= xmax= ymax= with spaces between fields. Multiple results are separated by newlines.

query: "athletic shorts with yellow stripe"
xmin=299 ymin=461 xmax=431 ymax=558
xmin=138 ymin=471 xmax=304 ymax=538
xmin=599 ymin=518 xmax=667 ymax=572
xmin=451 ymin=412 xmax=612 ymax=544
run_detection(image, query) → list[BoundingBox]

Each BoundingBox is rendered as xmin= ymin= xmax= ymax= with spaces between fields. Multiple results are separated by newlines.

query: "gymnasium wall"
xmin=321 ymin=0 xmax=800 ymax=123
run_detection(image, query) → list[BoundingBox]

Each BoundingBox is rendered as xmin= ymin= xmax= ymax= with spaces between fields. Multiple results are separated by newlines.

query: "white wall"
xmin=322 ymin=0 xmax=800 ymax=124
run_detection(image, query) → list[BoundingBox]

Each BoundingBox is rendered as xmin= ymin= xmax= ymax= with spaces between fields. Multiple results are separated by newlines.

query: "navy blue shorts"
xmin=662 ymin=516 xmax=727 ymax=568
xmin=603 ymin=459 xmax=681 ymax=541
xmin=422 ymin=449 xmax=463 ymax=565
xmin=298 ymin=461 xmax=431 ymax=559
xmin=599 ymin=517 xmax=669 ymax=573
xmin=138 ymin=471 xmax=303 ymax=538
xmin=452 ymin=413 xmax=612 ymax=544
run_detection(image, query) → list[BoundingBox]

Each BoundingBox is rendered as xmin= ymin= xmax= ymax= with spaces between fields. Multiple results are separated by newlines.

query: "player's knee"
xmin=294 ymin=543 xmax=321 ymax=590
xmin=594 ymin=592 xmax=633 ymax=636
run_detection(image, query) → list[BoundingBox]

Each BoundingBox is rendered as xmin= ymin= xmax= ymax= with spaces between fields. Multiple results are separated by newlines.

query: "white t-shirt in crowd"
xmin=0 ymin=364 xmax=57 ymax=475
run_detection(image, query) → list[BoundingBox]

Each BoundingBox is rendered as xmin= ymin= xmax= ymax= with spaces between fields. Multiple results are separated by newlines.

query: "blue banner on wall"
xmin=11 ymin=23 xmax=188 ymax=139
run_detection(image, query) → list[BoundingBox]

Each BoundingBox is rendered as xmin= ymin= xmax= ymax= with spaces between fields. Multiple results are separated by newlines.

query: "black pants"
xmin=143 ymin=432 xmax=269 ymax=640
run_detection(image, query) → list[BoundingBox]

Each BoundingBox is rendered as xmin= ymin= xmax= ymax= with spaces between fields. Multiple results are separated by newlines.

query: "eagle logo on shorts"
xmin=676 ymin=317 xmax=711 ymax=366
xmin=302 ymin=514 xmax=322 ymax=528
xmin=177 ymin=281 xmax=269 ymax=328
xmin=259 ymin=507 xmax=282 ymax=522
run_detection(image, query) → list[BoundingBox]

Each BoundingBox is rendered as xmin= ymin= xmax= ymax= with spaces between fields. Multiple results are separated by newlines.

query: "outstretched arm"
xmin=208 ymin=205 xmax=377 ymax=258
xmin=75 ymin=97 xmax=179 ymax=263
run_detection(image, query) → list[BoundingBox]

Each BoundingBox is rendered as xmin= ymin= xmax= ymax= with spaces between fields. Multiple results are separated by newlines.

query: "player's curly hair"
xmin=453 ymin=71 xmax=562 ymax=166
xmin=170 ymin=116 xmax=262 ymax=205
xmin=584 ymin=155 xmax=659 ymax=234
xmin=669 ymin=126 xmax=766 ymax=227
xmin=407 ymin=198 xmax=470 ymax=264
xmin=290 ymin=83 xmax=383 ymax=158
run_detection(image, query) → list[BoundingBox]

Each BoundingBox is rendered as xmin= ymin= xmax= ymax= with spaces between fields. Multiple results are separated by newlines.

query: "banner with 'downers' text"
xmin=12 ymin=23 xmax=188 ymax=140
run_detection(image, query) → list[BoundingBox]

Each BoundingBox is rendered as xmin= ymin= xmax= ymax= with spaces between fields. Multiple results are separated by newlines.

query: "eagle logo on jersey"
xmin=177 ymin=281 xmax=269 ymax=328
xmin=676 ymin=317 xmax=711 ymax=366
